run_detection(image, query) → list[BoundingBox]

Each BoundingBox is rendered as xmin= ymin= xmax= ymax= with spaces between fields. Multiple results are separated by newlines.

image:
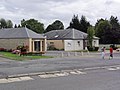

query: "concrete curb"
xmin=7 ymin=71 xmax=62 ymax=79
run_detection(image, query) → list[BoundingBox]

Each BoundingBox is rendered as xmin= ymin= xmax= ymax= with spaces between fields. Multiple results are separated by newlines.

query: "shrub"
xmin=94 ymin=47 xmax=99 ymax=51
xmin=0 ymin=48 xmax=6 ymax=51
xmin=87 ymin=46 xmax=99 ymax=51
xmin=111 ymin=44 xmax=118 ymax=50
xmin=48 ymin=45 xmax=57 ymax=50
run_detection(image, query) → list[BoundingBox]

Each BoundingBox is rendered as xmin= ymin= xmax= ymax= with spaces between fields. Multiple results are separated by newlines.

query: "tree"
xmin=110 ymin=16 xmax=120 ymax=30
xmin=6 ymin=20 xmax=13 ymax=28
xmin=67 ymin=15 xmax=90 ymax=33
xmin=87 ymin=26 xmax=95 ymax=48
xmin=18 ymin=24 xmax=21 ymax=28
xmin=80 ymin=15 xmax=90 ymax=33
xmin=45 ymin=25 xmax=54 ymax=32
xmin=21 ymin=19 xmax=26 ymax=27
xmin=67 ymin=15 xmax=80 ymax=30
xmin=21 ymin=19 xmax=44 ymax=34
xmin=45 ymin=20 xmax=64 ymax=32
xmin=95 ymin=19 xmax=112 ymax=44
xmin=109 ymin=16 xmax=120 ymax=43
xmin=95 ymin=18 xmax=105 ymax=33
xmin=14 ymin=24 xmax=17 ymax=28
xmin=0 ymin=18 xmax=7 ymax=29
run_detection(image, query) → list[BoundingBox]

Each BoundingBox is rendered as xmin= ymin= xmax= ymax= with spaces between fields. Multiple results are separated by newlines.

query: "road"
xmin=0 ymin=64 xmax=120 ymax=90
xmin=0 ymin=52 xmax=120 ymax=77
xmin=0 ymin=51 xmax=119 ymax=90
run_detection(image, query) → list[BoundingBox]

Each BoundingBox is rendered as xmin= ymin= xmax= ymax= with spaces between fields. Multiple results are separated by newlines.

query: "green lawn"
xmin=0 ymin=52 xmax=53 ymax=61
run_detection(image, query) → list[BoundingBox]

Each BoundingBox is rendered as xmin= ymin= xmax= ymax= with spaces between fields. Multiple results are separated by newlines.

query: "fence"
xmin=43 ymin=51 xmax=90 ymax=57
xmin=99 ymin=44 xmax=120 ymax=49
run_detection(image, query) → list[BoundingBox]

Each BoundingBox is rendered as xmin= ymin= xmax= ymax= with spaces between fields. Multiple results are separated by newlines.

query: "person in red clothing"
xmin=109 ymin=45 xmax=113 ymax=59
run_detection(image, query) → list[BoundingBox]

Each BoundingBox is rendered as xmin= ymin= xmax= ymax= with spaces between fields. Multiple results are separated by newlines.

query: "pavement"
xmin=0 ymin=50 xmax=120 ymax=79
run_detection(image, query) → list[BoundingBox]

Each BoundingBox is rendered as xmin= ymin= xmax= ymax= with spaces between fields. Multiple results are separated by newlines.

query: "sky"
xmin=0 ymin=0 xmax=120 ymax=28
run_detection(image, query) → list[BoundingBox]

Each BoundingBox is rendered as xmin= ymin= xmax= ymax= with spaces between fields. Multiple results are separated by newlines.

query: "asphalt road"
xmin=0 ymin=64 xmax=120 ymax=90
xmin=0 ymin=51 xmax=120 ymax=90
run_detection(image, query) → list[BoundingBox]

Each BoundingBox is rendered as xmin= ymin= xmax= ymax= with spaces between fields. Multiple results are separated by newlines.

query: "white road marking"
xmin=39 ymin=72 xmax=69 ymax=78
xmin=38 ymin=70 xmax=87 ymax=79
xmin=75 ymin=70 xmax=87 ymax=74
xmin=69 ymin=70 xmax=86 ymax=75
xmin=0 ymin=79 xmax=9 ymax=84
xmin=7 ymin=78 xmax=21 ymax=83
xmin=38 ymin=74 xmax=58 ymax=78
xmin=116 ymin=67 xmax=120 ymax=69
xmin=0 ymin=76 xmax=33 ymax=84
xmin=19 ymin=76 xmax=33 ymax=81
xmin=54 ymin=72 xmax=69 ymax=77
xmin=107 ymin=67 xmax=120 ymax=71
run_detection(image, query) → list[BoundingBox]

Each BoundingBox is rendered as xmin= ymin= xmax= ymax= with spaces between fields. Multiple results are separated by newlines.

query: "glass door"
xmin=34 ymin=41 xmax=40 ymax=51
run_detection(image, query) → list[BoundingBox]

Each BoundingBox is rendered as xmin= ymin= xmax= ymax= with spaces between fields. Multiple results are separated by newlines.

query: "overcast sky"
xmin=0 ymin=0 xmax=120 ymax=28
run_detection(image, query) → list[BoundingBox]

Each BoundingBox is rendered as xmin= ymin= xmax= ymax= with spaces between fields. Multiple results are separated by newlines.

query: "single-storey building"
xmin=44 ymin=28 xmax=99 ymax=51
xmin=0 ymin=27 xmax=47 ymax=53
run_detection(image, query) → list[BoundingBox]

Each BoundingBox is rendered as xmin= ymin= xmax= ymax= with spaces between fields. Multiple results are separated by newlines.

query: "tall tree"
xmin=68 ymin=15 xmax=90 ymax=33
xmin=95 ymin=19 xmax=112 ymax=44
xmin=109 ymin=16 xmax=120 ymax=43
xmin=21 ymin=19 xmax=44 ymax=34
xmin=87 ymin=26 xmax=95 ymax=48
xmin=67 ymin=15 xmax=80 ymax=30
xmin=0 ymin=18 xmax=7 ymax=29
xmin=18 ymin=24 xmax=21 ymax=28
xmin=110 ymin=16 xmax=120 ymax=29
xmin=45 ymin=25 xmax=54 ymax=33
xmin=45 ymin=20 xmax=64 ymax=32
xmin=6 ymin=20 xmax=13 ymax=28
xmin=80 ymin=15 xmax=90 ymax=33
xmin=14 ymin=24 xmax=17 ymax=28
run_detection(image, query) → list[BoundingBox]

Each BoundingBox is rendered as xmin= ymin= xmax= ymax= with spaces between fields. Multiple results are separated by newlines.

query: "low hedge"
xmin=87 ymin=46 xmax=99 ymax=51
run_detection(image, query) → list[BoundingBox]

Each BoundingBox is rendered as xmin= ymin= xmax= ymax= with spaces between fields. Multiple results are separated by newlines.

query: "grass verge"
xmin=0 ymin=52 xmax=53 ymax=61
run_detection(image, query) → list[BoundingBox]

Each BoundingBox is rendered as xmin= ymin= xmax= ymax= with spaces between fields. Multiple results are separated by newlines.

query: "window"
xmin=67 ymin=42 xmax=71 ymax=47
xmin=78 ymin=41 xmax=80 ymax=46
xmin=94 ymin=41 xmax=96 ymax=46
xmin=50 ymin=42 xmax=54 ymax=45
xmin=54 ymin=35 xmax=59 ymax=38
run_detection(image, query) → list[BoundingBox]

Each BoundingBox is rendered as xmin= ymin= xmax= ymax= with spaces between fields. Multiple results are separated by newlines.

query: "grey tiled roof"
xmin=0 ymin=27 xmax=45 ymax=39
xmin=44 ymin=28 xmax=88 ymax=40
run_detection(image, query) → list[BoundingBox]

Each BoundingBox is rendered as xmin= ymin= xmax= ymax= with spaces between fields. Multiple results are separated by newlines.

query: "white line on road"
xmin=107 ymin=67 xmax=120 ymax=71
xmin=39 ymin=72 xmax=69 ymax=78
xmin=19 ymin=76 xmax=33 ymax=81
xmin=69 ymin=70 xmax=86 ymax=75
xmin=38 ymin=70 xmax=86 ymax=79
xmin=0 ymin=76 xmax=33 ymax=84
xmin=38 ymin=74 xmax=58 ymax=78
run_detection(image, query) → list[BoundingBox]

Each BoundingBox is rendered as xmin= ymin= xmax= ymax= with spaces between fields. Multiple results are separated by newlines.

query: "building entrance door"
xmin=34 ymin=41 xmax=40 ymax=51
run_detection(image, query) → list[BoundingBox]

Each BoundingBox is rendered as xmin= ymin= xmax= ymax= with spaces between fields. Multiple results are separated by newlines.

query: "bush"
xmin=87 ymin=46 xmax=99 ymax=51
xmin=0 ymin=48 xmax=6 ymax=51
xmin=48 ymin=45 xmax=58 ymax=50
xmin=111 ymin=44 xmax=118 ymax=50
xmin=94 ymin=47 xmax=99 ymax=51
xmin=87 ymin=46 xmax=93 ymax=51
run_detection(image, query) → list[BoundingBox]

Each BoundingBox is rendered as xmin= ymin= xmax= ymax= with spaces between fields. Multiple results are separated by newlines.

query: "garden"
xmin=0 ymin=47 xmax=52 ymax=61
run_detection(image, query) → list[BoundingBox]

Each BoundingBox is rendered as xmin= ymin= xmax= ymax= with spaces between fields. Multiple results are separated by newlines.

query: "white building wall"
xmin=92 ymin=39 xmax=99 ymax=47
xmin=64 ymin=40 xmax=83 ymax=51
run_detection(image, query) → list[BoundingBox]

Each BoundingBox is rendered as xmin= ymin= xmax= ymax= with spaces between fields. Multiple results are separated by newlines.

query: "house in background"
xmin=44 ymin=28 xmax=99 ymax=51
xmin=0 ymin=27 xmax=47 ymax=53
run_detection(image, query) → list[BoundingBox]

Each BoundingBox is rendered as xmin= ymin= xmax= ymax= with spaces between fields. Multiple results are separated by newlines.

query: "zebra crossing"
xmin=0 ymin=66 xmax=120 ymax=84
